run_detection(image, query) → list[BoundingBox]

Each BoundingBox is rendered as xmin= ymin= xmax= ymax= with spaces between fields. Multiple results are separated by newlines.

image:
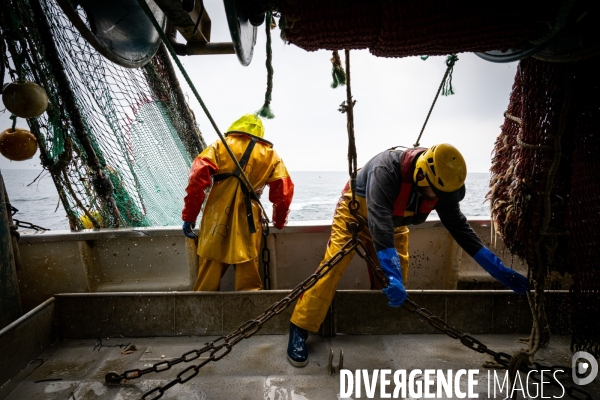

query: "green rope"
xmin=330 ymin=50 xmax=346 ymax=89
xmin=441 ymin=54 xmax=458 ymax=96
xmin=413 ymin=54 xmax=459 ymax=147
xmin=135 ymin=0 xmax=270 ymax=222
xmin=257 ymin=11 xmax=275 ymax=119
xmin=47 ymin=112 xmax=65 ymax=160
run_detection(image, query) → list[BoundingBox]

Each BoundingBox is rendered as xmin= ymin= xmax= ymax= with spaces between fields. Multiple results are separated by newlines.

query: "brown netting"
xmin=279 ymin=0 xmax=561 ymax=57
xmin=489 ymin=56 xmax=600 ymax=358
xmin=564 ymin=58 xmax=600 ymax=358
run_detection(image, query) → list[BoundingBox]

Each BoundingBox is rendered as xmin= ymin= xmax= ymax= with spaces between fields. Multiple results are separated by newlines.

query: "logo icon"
xmin=572 ymin=351 xmax=598 ymax=385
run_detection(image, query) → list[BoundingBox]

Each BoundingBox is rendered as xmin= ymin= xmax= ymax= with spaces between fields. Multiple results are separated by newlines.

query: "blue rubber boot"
xmin=287 ymin=322 xmax=308 ymax=367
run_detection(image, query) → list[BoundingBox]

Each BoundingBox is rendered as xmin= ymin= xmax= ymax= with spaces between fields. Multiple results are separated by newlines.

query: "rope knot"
xmin=507 ymin=349 xmax=533 ymax=389
xmin=442 ymin=54 xmax=459 ymax=96
xmin=330 ymin=50 xmax=346 ymax=89
xmin=338 ymin=99 xmax=356 ymax=114
xmin=258 ymin=11 xmax=275 ymax=119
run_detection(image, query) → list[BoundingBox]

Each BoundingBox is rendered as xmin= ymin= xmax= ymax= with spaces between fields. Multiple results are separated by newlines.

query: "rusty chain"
xmin=6 ymin=203 xmax=50 ymax=231
xmin=13 ymin=219 xmax=50 ymax=231
xmin=110 ymin=232 xmax=591 ymax=400
xmin=261 ymin=218 xmax=271 ymax=290
xmin=106 ymin=236 xmax=362 ymax=399
xmin=356 ymin=243 xmax=591 ymax=400
xmin=8 ymin=203 xmax=18 ymax=215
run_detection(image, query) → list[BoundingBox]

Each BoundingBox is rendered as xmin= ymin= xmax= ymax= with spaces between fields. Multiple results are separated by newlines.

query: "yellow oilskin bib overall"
xmin=182 ymin=131 xmax=293 ymax=291
xmin=290 ymin=188 xmax=409 ymax=332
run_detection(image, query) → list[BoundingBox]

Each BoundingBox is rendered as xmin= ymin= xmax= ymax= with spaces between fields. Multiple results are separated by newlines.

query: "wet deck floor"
xmin=2 ymin=334 xmax=598 ymax=400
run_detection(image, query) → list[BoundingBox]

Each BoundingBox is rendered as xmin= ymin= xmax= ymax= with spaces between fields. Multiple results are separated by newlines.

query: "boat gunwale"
xmin=16 ymin=217 xmax=493 ymax=243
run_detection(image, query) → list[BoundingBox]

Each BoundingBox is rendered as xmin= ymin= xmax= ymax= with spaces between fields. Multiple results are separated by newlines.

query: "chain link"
xmin=13 ymin=219 xmax=50 ymax=231
xmin=353 ymin=245 xmax=591 ymax=400
xmin=8 ymin=203 xmax=18 ymax=216
xmin=261 ymin=218 xmax=271 ymax=290
xmin=400 ymin=297 xmax=591 ymax=400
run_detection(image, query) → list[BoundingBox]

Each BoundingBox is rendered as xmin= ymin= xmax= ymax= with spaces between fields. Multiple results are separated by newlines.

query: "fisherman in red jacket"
xmin=181 ymin=114 xmax=294 ymax=291
xmin=286 ymin=143 xmax=528 ymax=367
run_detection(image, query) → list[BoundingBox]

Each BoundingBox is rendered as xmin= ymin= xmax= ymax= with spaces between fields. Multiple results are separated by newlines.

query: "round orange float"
xmin=0 ymin=128 xmax=38 ymax=161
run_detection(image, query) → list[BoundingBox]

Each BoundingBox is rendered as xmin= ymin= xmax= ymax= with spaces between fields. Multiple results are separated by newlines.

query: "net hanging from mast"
xmin=1 ymin=0 xmax=205 ymax=229
xmin=279 ymin=0 xmax=561 ymax=58
xmin=489 ymin=56 xmax=600 ymax=358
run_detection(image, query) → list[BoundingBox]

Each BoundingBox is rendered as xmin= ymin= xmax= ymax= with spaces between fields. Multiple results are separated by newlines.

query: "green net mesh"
xmin=1 ymin=0 xmax=205 ymax=230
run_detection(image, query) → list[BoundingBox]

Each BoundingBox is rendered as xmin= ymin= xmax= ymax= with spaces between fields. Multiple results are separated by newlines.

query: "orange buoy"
xmin=2 ymin=81 xmax=48 ymax=118
xmin=0 ymin=128 xmax=38 ymax=161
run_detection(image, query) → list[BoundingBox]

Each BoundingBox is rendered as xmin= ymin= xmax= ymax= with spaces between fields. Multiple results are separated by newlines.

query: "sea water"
xmin=1 ymin=169 xmax=491 ymax=231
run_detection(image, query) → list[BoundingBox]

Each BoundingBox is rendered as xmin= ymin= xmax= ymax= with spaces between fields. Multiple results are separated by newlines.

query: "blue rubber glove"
xmin=473 ymin=247 xmax=529 ymax=294
xmin=377 ymin=248 xmax=407 ymax=307
xmin=182 ymin=221 xmax=197 ymax=239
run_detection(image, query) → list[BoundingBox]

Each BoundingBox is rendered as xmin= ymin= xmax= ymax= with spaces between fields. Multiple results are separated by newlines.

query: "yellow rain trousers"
xmin=182 ymin=132 xmax=293 ymax=291
xmin=193 ymin=258 xmax=263 ymax=291
xmin=291 ymin=189 xmax=409 ymax=332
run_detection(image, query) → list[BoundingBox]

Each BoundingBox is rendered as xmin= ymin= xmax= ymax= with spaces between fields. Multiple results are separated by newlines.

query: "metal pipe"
xmin=166 ymin=20 xmax=187 ymax=55
xmin=0 ymin=297 xmax=53 ymax=336
xmin=166 ymin=20 xmax=234 ymax=56
xmin=185 ymin=42 xmax=235 ymax=55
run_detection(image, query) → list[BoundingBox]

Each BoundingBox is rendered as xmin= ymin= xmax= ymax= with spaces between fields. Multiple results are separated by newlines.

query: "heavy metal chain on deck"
xmin=106 ymin=237 xmax=361 ymax=399
xmin=402 ymin=299 xmax=592 ymax=400
xmin=107 ymin=222 xmax=591 ymax=400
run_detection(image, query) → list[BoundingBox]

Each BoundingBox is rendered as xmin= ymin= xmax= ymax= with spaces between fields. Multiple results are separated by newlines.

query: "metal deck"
xmin=1 ymin=291 xmax=598 ymax=399
xmin=3 ymin=334 xmax=597 ymax=399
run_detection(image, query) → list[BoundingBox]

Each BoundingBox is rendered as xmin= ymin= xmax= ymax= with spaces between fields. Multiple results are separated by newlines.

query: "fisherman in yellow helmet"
xmin=181 ymin=114 xmax=294 ymax=291
xmin=286 ymin=143 xmax=528 ymax=367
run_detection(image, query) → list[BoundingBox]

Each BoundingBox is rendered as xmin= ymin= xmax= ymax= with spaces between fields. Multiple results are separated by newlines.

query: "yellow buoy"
xmin=2 ymin=81 xmax=49 ymax=118
xmin=0 ymin=127 xmax=38 ymax=161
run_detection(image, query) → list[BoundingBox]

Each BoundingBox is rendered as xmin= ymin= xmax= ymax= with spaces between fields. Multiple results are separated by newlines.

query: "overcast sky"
xmin=1 ymin=0 xmax=518 ymax=173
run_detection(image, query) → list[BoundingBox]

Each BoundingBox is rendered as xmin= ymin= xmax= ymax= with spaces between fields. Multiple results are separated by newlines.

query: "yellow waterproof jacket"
xmin=182 ymin=132 xmax=294 ymax=264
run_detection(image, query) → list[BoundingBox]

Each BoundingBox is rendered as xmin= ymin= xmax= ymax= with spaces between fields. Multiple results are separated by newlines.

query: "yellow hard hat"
xmin=414 ymin=143 xmax=467 ymax=195
xmin=227 ymin=114 xmax=264 ymax=138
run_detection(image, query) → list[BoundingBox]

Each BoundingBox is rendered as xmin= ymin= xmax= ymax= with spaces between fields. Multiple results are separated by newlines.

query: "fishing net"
xmin=489 ymin=56 xmax=600 ymax=357
xmin=1 ymin=0 xmax=205 ymax=229
xmin=279 ymin=0 xmax=561 ymax=57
